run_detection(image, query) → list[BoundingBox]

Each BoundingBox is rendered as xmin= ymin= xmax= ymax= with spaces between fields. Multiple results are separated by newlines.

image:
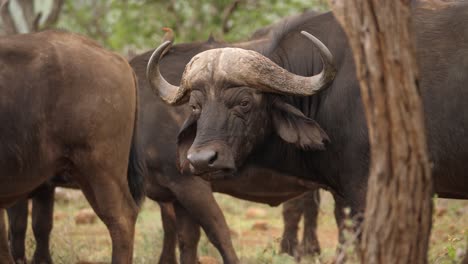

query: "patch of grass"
xmin=13 ymin=190 xmax=468 ymax=263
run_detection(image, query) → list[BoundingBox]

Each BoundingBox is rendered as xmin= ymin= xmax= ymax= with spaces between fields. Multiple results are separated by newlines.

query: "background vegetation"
xmin=1 ymin=0 xmax=328 ymax=53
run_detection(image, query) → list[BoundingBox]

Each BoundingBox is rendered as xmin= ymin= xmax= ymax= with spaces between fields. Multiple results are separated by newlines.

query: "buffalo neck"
xmin=243 ymin=132 xmax=338 ymax=193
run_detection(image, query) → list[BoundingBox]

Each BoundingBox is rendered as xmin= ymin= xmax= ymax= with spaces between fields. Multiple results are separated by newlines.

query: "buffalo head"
xmin=147 ymin=31 xmax=336 ymax=180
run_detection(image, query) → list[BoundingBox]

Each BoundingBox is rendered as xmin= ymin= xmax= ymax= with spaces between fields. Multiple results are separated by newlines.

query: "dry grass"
xmin=14 ymin=189 xmax=468 ymax=263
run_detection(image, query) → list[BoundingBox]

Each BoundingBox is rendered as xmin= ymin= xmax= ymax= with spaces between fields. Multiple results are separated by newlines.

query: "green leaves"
xmin=56 ymin=0 xmax=328 ymax=52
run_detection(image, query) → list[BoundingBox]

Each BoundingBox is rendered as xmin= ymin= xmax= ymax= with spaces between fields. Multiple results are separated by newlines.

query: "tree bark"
xmin=330 ymin=1 xmax=433 ymax=263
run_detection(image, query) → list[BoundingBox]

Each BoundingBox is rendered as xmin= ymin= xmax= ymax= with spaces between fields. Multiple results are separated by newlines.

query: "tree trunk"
xmin=330 ymin=1 xmax=433 ymax=263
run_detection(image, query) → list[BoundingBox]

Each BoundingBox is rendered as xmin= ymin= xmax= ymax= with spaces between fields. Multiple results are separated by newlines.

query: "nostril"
xmin=187 ymin=149 xmax=217 ymax=168
xmin=208 ymin=152 xmax=218 ymax=166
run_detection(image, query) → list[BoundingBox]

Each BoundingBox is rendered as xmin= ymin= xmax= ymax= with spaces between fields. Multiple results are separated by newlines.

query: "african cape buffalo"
xmin=148 ymin=1 xmax=468 ymax=239
xmin=0 ymin=30 xmax=145 ymax=263
xmin=132 ymin=33 xmax=339 ymax=263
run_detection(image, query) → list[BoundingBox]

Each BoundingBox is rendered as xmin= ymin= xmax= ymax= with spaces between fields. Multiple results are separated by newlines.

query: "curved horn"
xmin=146 ymin=41 xmax=188 ymax=105
xmin=251 ymin=31 xmax=336 ymax=95
xmin=299 ymin=31 xmax=336 ymax=92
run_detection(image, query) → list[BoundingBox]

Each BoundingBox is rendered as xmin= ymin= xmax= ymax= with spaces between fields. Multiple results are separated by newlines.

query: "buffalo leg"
xmin=174 ymin=202 xmax=200 ymax=264
xmin=333 ymin=193 xmax=357 ymax=264
xmin=280 ymin=196 xmax=302 ymax=256
xmin=78 ymin=164 xmax=138 ymax=264
xmin=6 ymin=199 xmax=28 ymax=264
xmin=169 ymin=176 xmax=238 ymax=264
xmin=31 ymin=184 xmax=55 ymax=264
xmin=300 ymin=190 xmax=321 ymax=256
xmin=1 ymin=209 xmax=15 ymax=264
xmin=158 ymin=202 xmax=178 ymax=264
xmin=333 ymin=194 xmax=347 ymax=247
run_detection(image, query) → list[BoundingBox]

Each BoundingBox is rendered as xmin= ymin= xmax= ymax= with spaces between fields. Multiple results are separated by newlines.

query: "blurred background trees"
xmin=0 ymin=0 xmax=328 ymax=54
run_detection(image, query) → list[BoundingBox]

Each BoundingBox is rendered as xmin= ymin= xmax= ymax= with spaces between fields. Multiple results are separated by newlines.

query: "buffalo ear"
xmin=176 ymin=114 xmax=197 ymax=173
xmin=271 ymin=99 xmax=329 ymax=150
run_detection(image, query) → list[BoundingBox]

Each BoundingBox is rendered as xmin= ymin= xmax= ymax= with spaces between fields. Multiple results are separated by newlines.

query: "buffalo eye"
xmin=231 ymin=98 xmax=251 ymax=119
xmin=238 ymin=96 xmax=253 ymax=109
xmin=240 ymin=99 xmax=250 ymax=107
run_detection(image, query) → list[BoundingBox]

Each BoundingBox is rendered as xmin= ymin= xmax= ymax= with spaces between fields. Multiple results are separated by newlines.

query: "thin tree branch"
xmin=222 ymin=0 xmax=241 ymax=34
xmin=90 ymin=0 xmax=109 ymax=43
xmin=32 ymin=12 xmax=41 ymax=31
xmin=168 ymin=0 xmax=182 ymax=33
xmin=0 ymin=0 xmax=17 ymax=35
xmin=17 ymin=0 xmax=35 ymax=32
xmin=42 ymin=0 xmax=64 ymax=29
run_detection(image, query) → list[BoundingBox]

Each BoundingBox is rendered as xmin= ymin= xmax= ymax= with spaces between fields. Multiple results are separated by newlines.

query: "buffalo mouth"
xmin=186 ymin=142 xmax=237 ymax=180
xmin=193 ymin=168 xmax=236 ymax=181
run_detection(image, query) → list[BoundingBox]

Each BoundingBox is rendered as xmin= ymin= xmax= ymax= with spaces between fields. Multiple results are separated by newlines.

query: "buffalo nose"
xmin=187 ymin=149 xmax=217 ymax=169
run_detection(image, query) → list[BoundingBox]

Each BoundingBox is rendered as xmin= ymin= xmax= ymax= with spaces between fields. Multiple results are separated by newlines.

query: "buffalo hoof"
xmin=158 ymin=256 xmax=177 ymax=264
xmin=31 ymin=254 xmax=53 ymax=264
xmin=299 ymin=237 xmax=321 ymax=257
xmin=14 ymin=258 xmax=27 ymax=264
xmin=280 ymin=236 xmax=298 ymax=257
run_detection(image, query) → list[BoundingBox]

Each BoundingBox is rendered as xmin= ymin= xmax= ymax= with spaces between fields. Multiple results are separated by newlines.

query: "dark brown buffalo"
xmin=148 ymin=2 xmax=468 ymax=248
xmin=0 ymin=30 xmax=145 ymax=263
